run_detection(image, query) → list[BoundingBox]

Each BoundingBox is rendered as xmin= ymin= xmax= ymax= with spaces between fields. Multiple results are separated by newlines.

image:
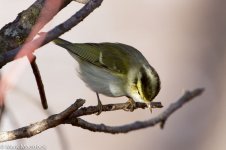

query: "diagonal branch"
xmin=0 ymin=0 xmax=103 ymax=68
xmin=0 ymin=0 xmax=93 ymax=55
xmin=0 ymin=88 xmax=204 ymax=142
xmin=0 ymin=99 xmax=85 ymax=142
xmin=0 ymin=0 xmax=73 ymax=55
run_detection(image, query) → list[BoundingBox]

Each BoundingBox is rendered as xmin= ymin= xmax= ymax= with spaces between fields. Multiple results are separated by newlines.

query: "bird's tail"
xmin=53 ymin=38 xmax=73 ymax=48
xmin=53 ymin=38 xmax=82 ymax=61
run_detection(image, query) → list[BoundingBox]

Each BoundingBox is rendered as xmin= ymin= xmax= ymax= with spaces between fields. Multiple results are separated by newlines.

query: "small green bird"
xmin=53 ymin=38 xmax=160 ymax=114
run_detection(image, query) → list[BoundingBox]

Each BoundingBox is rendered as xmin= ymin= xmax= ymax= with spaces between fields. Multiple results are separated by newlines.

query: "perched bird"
xmin=53 ymin=38 xmax=161 ymax=114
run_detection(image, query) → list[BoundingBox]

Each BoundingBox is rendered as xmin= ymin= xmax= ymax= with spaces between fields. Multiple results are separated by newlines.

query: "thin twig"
xmin=71 ymin=101 xmax=163 ymax=118
xmin=29 ymin=55 xmax=48 ymax=109
xmin=0 ymin=88 xmax=204 ymax=142
xmin=68 ymin=88 xmax=204 ymax=133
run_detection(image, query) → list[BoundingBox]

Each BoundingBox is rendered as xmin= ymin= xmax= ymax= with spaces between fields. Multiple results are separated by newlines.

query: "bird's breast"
xmin=78 ymin=62 xmax=126 ymax=97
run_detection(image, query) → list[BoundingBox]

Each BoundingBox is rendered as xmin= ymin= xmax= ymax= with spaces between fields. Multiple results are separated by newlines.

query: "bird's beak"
xmin=146 ymin=102 xmax=152 ymax=113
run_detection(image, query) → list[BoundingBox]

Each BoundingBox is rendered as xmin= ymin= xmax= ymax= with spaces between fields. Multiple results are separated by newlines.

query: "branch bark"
xmin=0 ymin=0 xmax=72 ymax=55
xmin=0 ymin=99 xmax=85 ymax=142
xmin=0 ymin=88 xmax=204 ymax=142
xmin=0 ymin=0 xmax=103 ymax=68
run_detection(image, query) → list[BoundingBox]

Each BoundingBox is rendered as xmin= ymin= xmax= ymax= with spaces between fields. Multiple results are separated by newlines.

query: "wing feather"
xmin=53 ymin=38 xmax=142 ymax=75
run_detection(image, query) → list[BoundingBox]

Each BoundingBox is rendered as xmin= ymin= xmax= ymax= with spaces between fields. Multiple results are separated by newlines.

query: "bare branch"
xmin=0 ymin=0 xmax=44 ymax=54
xmin=0 ymin=99 xmax=85 ymax=142
xmin=0 ymin=0 xmax=72 ymax=55
xmin=0 ymin=88 xmax=204 ymax=142
xmin=68 ymin=88 xmax=204 ymax=133
xmin=0 ymin=0 xmax=103 ymax=68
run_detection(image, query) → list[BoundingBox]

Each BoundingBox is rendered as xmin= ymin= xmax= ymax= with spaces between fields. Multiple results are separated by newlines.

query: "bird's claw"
xmin=123 ymin=98 xmax=136 ymax=112
xmin=96 ymin=102 xmax=103 ymax=115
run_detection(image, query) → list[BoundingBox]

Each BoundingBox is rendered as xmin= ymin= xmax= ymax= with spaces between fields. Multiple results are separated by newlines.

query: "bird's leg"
xmin=124 ymin=98 xmax=136 ymax=112
xmin=96 ymin=92 xmax=103 ymax=115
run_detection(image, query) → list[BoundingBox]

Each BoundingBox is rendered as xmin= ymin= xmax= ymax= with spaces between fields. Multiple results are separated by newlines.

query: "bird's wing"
xmin=54 ymin=38 xmax=131 ymax=74
xmin=73 ymin=43 xmax=131 ymax=74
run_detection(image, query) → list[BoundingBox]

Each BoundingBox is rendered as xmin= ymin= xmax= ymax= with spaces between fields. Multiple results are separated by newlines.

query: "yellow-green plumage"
xmin=53 ymin=38 xmax=147 ymax=75
xmin=53 ymin=38 xmax=160 ymax=106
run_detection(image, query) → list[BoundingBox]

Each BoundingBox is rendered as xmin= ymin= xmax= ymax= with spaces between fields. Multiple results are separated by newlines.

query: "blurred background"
xmin=0 ymin=0 xmax=226 ymax=150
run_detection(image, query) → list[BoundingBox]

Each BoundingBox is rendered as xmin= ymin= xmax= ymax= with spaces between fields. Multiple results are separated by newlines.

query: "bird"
xmin=53 ymin=38 xmax=161 ymax=115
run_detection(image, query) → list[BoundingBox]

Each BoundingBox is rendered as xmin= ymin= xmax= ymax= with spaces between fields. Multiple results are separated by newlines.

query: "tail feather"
xmin=53 ymin=38 xmax=73 ymax=48
xmin=53 ymin=38 xmax=100 ymax=64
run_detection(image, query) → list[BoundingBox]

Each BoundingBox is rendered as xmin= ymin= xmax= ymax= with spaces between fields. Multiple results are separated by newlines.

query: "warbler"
xmin=53 ymin=38 xmax=160 ymax=114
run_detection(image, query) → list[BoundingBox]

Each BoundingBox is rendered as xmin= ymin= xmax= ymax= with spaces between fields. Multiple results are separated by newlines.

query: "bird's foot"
xmin=124 ymin=98 xmax=136 ymax=112
xmin=96 ymin=100 xmax=103 ymax=115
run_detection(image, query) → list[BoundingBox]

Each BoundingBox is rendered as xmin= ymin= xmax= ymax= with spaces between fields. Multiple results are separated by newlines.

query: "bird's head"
xmin=129 ymin=65 xmax=161 ymax=108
